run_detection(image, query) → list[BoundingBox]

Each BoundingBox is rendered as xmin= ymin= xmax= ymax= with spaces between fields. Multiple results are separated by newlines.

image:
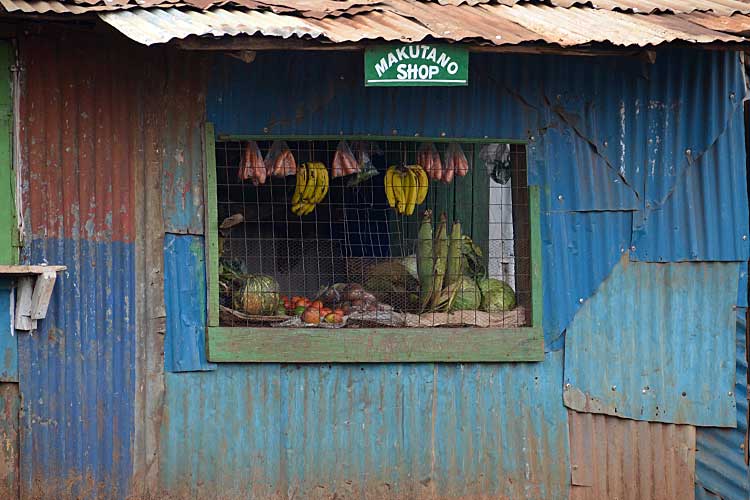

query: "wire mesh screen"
xmin=215 ymin=139 xmax=530 ymax=329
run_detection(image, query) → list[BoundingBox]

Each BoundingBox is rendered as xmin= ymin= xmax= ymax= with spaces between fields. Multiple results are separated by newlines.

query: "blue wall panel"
xmin=208 ymin=49 xmax=749 ymax=346
xmin=564 ymin=258 xmax=739 ymax=426
xmin=17 ymin=239 xmax=135 ymax=499
xmin=163 ymin=233 xmax=215 ymax=372
xmin=695 ymin=312 xmax=750 ymax=500
xmin=160 ymin=351 xmax=569 ymax=499
xmin=0 ymin=279 xmax=16 ymax=382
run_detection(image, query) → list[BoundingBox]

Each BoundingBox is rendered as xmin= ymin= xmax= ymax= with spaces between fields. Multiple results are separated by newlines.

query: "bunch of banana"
xmin=291 ymin=162 xmax=329 ymax=216
xmin=384 ymin=165 xmax=428 ymax=215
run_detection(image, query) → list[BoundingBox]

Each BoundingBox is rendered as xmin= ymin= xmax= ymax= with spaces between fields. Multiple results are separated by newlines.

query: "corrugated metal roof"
xmin=694 ymin=312 xmax=750 ymax=500
xmin=563 ymin=256 xmax=739 ymax=426
xmin=159 ymin=351 xmax=570 ymax=499
xmin=7 ymin=0 xmax=750 ymax=16
xmin=98 ymin=4 xmax=750 ymax=46
xmin=568 ymin=410 xmax=696 ymax=500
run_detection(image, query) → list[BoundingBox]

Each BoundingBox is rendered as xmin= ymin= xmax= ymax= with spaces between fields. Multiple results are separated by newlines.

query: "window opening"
xmin=214 ymin=138 xmax=530 ymax=330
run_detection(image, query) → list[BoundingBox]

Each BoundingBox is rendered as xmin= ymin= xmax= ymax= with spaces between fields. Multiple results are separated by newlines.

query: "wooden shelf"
xmin=0 ymin=265 xmax=66 ymax=276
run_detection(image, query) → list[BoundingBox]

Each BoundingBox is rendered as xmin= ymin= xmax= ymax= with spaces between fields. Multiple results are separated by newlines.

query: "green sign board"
xmin=364 ymin=44 xmax=469 ymax=87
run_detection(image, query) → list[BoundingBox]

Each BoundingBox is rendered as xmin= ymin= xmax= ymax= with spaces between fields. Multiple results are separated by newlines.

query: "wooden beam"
xmin=30 ymin=270 xmax=57 ymax=320
xmin=207 ymin=326 xmax=544 ymax=363
xmin=13 ymin=277 xmax=33 ymax=331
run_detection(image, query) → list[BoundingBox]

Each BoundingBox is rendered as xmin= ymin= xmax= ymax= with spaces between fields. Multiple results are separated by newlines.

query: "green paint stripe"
xmin=204 ymin=123 xmax=220 ymax=327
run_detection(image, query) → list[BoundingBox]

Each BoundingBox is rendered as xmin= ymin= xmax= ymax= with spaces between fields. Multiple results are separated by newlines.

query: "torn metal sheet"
xmin=564 ymin=256 xmax=738 ymax=426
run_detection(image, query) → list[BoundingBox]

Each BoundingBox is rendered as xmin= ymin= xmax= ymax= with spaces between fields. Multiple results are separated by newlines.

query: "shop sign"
xmin=364 ymin=44 xmax=468 ymax=87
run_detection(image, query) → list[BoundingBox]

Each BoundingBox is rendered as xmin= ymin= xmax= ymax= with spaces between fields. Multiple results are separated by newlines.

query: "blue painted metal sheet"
xmin=695 ymin=312 xmax=749 ymax=500
xmin=160 ymin=351 xmax=570 ymax=499
xmin=208 ymin=48 xmax=748 ymax=346
xmin=17 ymin=239 xmax=135 ymax=499
xmin=631 ymin=105 xmax=749 ymax=262
xmin=564 ymin=257 xmax=738 ymax=426
xmin=163 ymin=233 xmax=214 ymax=372
xmin=0 ymin=279 xmax=16 ymax=382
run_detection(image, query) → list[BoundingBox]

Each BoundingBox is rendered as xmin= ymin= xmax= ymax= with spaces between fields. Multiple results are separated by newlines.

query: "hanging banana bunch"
xmin=291 ymin=162 xmax=329 ymax=216
xmin=384 ymin=165 xmax=428 ymax=216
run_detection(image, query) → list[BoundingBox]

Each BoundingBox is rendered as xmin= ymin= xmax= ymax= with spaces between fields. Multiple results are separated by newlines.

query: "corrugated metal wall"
xmin=12 ymin=27 xmax=749 ymax=499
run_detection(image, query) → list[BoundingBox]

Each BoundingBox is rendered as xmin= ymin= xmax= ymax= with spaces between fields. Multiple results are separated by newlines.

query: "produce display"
xmin=222 ymin=139 xmax=521 ymax=329
xmin=291 ymin=161 xmax=329 ymax=216
xmin=384 ymin=165 xmax=428 ymax=215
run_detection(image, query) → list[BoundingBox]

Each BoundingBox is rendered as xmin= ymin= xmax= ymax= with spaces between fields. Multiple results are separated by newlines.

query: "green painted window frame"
xmin=0 ymin=42 xmax=17 ymax=265
xmin=203 ymin=123 xmax=544 ymax=362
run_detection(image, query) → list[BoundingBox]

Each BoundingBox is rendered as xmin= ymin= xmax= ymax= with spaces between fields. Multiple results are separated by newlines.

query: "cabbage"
xmin=478 ymin=278 xmax=516 ymax=312
xmin=233 ymin=275 xmax=280 ymax=315
xmin=452 ymin=277 xmax=482 ymax=310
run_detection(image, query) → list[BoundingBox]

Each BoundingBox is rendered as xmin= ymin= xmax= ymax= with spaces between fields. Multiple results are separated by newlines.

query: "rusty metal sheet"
xmin=0 ymin=383 xmax=18 ymax=500
xmin=564 ymin=256 xmax=738 ymax=426
xmin=568 ymin=410 xmax=696 ymax=500
xmin=98 ymin=4 xmax=748 ymax=47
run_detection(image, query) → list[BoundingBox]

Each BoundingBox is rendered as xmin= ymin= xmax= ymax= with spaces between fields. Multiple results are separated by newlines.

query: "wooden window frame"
xmin=203 ymin=123 xmax=544 ymax=362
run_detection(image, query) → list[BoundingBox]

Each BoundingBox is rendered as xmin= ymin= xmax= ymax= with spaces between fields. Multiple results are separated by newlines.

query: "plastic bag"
xmin=347 ymin=141 xmax=380 ymax=186
xmin=238 ymin=141 xmax=266 ymax=185
xmin=443 ymin=143 xmax=470 ymax=183
xmin=418 ymin=143 xmax=443 ymax=181
xmin=264 ymin=140 xmax=297 ymax=177
xmin=332 ymin=140 xmax=359 ymax=178
xmin=480 ymin=143 xmax=511 ymax=185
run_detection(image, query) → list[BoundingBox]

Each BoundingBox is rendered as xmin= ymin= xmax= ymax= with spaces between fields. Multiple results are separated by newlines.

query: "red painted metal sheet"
xmin=21 ymin=32 xmax=137 ymax=243
xmin=568 ymin=410 xmax=696 ymax=500
xmin=0 ymin=383 xmax=19 ymax=500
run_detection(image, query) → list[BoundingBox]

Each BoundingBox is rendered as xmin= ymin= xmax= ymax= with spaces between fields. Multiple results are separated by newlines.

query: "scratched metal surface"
xmin=159 ymin=351 xmax=570 ymax=499
xmin=563 ymin=256 xmax=738 ymax=426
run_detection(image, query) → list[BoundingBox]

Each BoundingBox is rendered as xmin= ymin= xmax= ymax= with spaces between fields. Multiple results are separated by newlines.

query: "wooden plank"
xmin=0 ymin=41 xmax=14 ymax=265
xmin=0 ymin=383 xmax=19 ymax=500
xmin=29 ymin=270 xmax=56 ymax=320
xmin=204 ymin=123 xmax=220 ymax=327
xmin=13 ymin=276 xmax=32 ymax=331
xmin=529 ymin=186 xmax=543 ymax=329
xmin=207 ymin=326 xmax=544 ymax=363
xmin=0 ymin=265 xmax=66 ymax=275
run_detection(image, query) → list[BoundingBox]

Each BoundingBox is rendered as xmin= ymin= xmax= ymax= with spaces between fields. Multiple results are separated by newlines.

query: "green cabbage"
xmin=452 ymin=277 xmax=482 ymax=310
xmin=478 ymin=278 xmax=516 ymax=312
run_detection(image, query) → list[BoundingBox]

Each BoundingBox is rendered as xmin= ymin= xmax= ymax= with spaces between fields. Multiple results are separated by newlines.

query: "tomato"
xmin=294 ymin=298 xmax=307 ymax=308
xmin=333 ymin=308 xmax=344 ymax=316
xmin=310 ymin=300 xmax=324 ymax=310
xmin=320 ymin=307 xmax=332 ymax=316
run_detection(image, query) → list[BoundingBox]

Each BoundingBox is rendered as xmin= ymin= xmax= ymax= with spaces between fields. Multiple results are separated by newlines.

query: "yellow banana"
xmin=392 ymin=170 xmax=405 ymax=214
xmin=411 ymin=165 xmax=429 ymax=204
xmin=303 ymin=202 xmax=316 ymax=215
xmin=292 ymin=163 xmax=307 ymax=205
xmin=312 ymin=162 xmax=329 ymax=204
xmin=384 ymin=167 xmax=396 ymax=208
xmin=302 ymin=162 xmax=318 ymax=202
xmin=405 ymin=169 xmax=418 ymax=215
